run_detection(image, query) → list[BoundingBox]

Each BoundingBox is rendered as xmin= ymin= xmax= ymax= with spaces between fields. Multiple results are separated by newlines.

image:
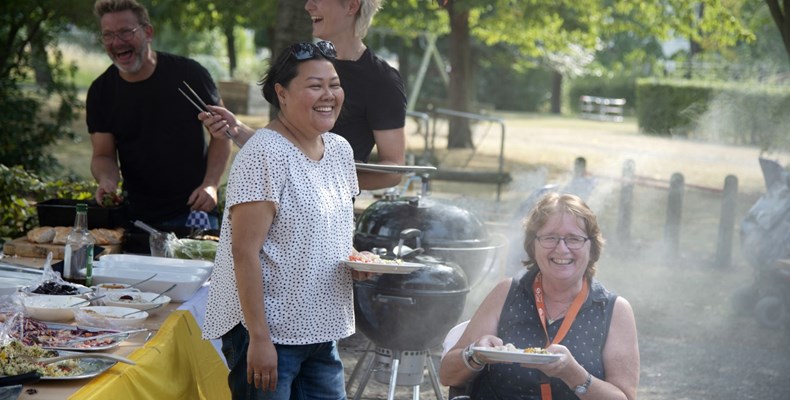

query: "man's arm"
xmin=357 ymin=127 xmax=406 ymax=190
xmin=189 ymin=126 xmax=232 ymax=212
xmin=90 ymin=132 xmax=121 ymax=205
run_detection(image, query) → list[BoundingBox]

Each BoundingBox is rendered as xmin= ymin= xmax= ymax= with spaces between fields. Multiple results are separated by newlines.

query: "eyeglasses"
xmin=290 ymin=41 xmax=337 ymax=60
xmin=535 ymin=235 xmax=589 ymax=250
xmin=100 ymin=25 xmax=144 ymax=44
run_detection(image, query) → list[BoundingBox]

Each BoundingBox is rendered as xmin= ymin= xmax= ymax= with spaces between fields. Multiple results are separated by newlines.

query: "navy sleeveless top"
xmin=470 ymin=268 xmax=618 ymax=400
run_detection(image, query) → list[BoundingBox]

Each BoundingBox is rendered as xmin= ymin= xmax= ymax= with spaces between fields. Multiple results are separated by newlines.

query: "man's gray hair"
xmin=355 ymin=0 xmax=383 ymax=39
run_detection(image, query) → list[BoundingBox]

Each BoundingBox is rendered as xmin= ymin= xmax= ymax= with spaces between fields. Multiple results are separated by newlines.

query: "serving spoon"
xmin=35 ymin=352 xmax=136 ymax=366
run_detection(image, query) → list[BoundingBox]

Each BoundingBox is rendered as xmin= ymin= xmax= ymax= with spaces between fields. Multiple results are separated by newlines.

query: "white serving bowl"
xmin=75 ymin=306 xmax=149 ymax=328
xmin=23 ymin=295 xmax=88 ymax=322
xmin=91 ymin=282 xmax=141 ymax=295
xmin=103 ymin=291 xmax=170 ymax=312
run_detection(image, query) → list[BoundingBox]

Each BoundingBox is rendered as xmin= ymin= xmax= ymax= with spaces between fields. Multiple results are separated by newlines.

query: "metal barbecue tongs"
xmin=177 ymin=81 xmax=242 ymax=147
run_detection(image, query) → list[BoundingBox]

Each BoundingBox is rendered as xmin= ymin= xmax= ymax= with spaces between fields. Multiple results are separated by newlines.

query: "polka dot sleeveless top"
xmin=202 ymin=128 xmax=359 ymax=345
xmin=470 ymin=268 xmax=617 ymax=400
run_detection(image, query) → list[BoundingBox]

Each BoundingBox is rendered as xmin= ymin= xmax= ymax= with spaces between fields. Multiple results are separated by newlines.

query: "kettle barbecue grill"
xmin=347 ymin=163 xmax=503 ymax=400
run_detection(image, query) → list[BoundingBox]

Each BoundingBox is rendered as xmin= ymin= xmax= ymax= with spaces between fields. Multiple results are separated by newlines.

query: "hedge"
xmin=635 ymin=79 xmax=790 ymax=152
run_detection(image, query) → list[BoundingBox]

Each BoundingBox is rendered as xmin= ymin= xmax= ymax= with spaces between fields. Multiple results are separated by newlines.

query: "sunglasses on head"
xmin=290 ymin=41 xmax=337 ymax=60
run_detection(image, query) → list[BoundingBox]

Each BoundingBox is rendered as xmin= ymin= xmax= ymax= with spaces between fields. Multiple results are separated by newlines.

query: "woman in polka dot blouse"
xmin=202 ymin=41 xmax=373 ymax=399
xmin=439 ymin=193 xmax=640 ymax=400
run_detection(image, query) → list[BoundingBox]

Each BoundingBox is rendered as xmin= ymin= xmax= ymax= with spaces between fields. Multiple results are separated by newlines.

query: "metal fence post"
xmin=664 ymin=173 xmax=685 ymax=258
xmin=715 ymin=175 xmax=739 ymax=268
xmin=617 ymin=159 xmax=635 ymax=244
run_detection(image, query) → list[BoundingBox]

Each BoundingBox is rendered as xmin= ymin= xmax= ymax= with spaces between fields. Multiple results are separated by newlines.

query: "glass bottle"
xmin=63 ymin=203 xmax=94 ymax=286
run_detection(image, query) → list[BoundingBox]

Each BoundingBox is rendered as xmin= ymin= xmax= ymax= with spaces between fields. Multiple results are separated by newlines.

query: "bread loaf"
xmin=26 ymin=226 xmax=56 ymax=243
xmin=52 ymin=226 xmax=72 ymax=244
xmin=90 ymin=228 xmax=124 ymax=245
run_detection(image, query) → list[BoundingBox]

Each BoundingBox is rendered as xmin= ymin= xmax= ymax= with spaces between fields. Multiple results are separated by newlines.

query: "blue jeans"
xmin=221 ymin=324 xmax=347 ymax=400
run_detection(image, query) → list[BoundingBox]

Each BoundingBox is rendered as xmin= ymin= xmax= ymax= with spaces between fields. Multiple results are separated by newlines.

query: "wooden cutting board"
xmin=2 ymin=237 xmax=122 ymax=259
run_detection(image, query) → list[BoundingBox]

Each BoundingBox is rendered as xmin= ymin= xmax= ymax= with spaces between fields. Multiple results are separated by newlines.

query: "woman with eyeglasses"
xmin=199 ymin=0 xmax=406 ymax=190
xmin=202 ymin=41 xmax=374 ymax=399
xmin=439 ymin=193 xmax=640 ymax=400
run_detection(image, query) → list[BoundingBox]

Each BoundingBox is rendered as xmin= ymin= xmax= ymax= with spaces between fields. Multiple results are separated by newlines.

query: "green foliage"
xmin=0 ymin=165 xmax=95 ymax=242
xmin=0 ymin=0 xmax=84 ymax=175
xmin=635 ymin=79 xmax=790 ymax=152
xmin=636 ymin=79 xmax=715 ymax=136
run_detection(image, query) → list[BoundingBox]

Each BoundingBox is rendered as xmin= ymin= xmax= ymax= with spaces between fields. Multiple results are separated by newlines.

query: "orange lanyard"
xmin=533 ymin=272 xmax=589 ymax=400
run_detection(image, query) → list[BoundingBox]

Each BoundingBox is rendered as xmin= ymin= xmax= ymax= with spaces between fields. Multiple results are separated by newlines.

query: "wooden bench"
xmin=580 ymin=95 xmax=626 ymax=122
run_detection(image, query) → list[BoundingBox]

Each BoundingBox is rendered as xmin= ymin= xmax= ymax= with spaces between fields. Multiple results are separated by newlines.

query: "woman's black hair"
xmin=258 ymin=43 xmax=336 ymax=111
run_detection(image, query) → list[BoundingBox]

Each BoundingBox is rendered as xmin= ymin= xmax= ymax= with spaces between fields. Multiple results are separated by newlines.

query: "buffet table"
xmin=3 ymin=257 xmax=230 ymax=400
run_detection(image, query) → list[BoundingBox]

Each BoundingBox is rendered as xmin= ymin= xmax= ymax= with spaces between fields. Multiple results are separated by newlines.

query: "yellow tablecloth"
xmin=69 ymin=310 xmax=230 ymax=400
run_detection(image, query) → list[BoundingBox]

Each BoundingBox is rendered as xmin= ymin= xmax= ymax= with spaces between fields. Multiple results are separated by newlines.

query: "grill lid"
xmin=355 ymin=196 xmax=490 ymax=248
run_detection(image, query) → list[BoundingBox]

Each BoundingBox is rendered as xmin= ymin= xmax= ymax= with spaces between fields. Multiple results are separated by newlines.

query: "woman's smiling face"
xmin=534 ymin=211 xmax=590 ymax=283
xmin=277 ymin=59 xmax=344 ymax=136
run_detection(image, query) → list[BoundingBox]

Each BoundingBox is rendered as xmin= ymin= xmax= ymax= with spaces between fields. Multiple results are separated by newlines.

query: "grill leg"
xmin=426 ymin=350 xmax=445 ymax=400
xmin=388 ymin=351 xmax=401 ymax=400
xmin=346 ymin=340 xmax=374 ymax=393
xmin=351 ymin=350 xmax=377 ymax=400
xmin=413 ymin=385 xmax=420 ymax=400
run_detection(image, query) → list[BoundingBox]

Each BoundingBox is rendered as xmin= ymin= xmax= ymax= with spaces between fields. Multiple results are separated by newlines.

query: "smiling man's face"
xmin=99 ymin=10 xmax=151 ymax=78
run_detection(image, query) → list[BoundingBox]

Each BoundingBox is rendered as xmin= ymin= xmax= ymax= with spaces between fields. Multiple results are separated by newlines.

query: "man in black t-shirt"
xmin=87 ymin=0 xmax=231 ymax=228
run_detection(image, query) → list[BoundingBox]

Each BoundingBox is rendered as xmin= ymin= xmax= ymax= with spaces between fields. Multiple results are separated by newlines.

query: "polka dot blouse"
xmin=202 ymin=128 xmax=359 ymax=345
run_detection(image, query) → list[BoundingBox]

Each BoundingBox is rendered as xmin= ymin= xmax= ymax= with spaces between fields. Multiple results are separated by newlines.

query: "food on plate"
xmin=6 ymin=316 xmax=120 ymax=349
xmin=0 ymin=341 xmax=83 ymax=377
xmin=27 ymin=226 xmax=56 ymax=243
xmin=95 ymin=283 xmax=129 ymax=290
xmin=30 ymin=281 xmax=82 ymax=296
xmin=493 ymin=343 xmax=551 ymax=354
xmin=348 ymin=251 xmax=403 ymax=265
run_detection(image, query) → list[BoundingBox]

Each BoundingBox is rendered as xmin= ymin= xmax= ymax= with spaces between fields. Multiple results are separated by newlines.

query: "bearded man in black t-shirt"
xmin=86 ymin=0 xmax=231 ymax=228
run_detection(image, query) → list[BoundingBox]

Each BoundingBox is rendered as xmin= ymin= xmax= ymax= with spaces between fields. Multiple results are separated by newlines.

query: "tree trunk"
xmin=224 ymin=23 xmax=237 ymax=78
xmin=446 ymin=2 xmax=473 ymax=149
xmin=765 ymin=0 xmax=790 ymax=62
xmin=550 ymin=69 xmax=562 ymax=114
xmin=270 ymin=0 xmax=312 ymax=120
xmin=31 ymin=35 xmax=53 ymax=88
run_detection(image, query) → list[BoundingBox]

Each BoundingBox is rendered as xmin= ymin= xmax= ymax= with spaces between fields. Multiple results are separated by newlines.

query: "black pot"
xmin=354 ymin=254 xmax=469 ymax=350
xmin=355 ymin=196 xmax=493 ymax=286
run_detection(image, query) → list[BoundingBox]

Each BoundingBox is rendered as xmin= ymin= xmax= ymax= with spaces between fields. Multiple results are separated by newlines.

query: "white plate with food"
xmin=472 ymin=347 xmax=561 ymax=364
xmin=22 ymin=295 xmax=89 ymax=322
xmin=103 ymin=291 xmax=170 ymax=312
xmin=7 ymin=317 xmax=130 ymax=351
xmin=343 ymin=260 xmax=425 ymax=274
xmin=74 ymin=306 xmax=148 ymax=328
xmin=0 ymin=342 xmax=117 ymax=380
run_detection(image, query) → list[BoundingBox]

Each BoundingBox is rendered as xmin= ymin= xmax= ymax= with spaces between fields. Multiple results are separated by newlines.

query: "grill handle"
xmin=374 ymin=294 xmax=416 ymax=305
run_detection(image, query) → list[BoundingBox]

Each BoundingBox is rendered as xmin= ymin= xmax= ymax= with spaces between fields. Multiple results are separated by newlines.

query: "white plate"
xmin=472 ymin=347 xmax=561 ymax=364
xmin=23 ymin=295 xmax=89 ymax=322
xmin=343 ymin=260 xmax=425 ymax=274
xmin=75 ymin=306 xmax=148 ymax=328
xmin=103 ymin=291 xmax=170 ymax=312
